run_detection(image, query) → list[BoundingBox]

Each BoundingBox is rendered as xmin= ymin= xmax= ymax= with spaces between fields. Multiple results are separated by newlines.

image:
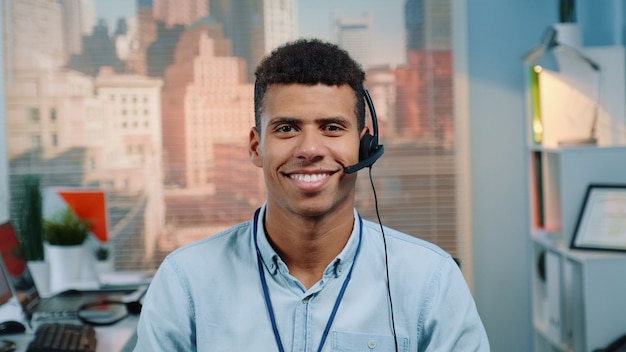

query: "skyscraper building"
xmin=60 ymin=0 xmax=97 ymax=58
xmin=5 ymin=70 xmax=94 ymax=159
xmin=405 ymin=0 xmax=451 ymax=50
xmin=2 ymin=0 xmax=66 ymax=72
xmin=160 ymin=22 xmax=245 ymax=186
xmin=395 ymin=0 xmax=453 ymax=143
xmin=66 ymin=20 xmax=125 ymax=77
xmin=94 ymin=70 xmax=165 ymax=263
xmin=333 ymin=14 xmax=373 ymax=70
xmin=259 ymin=0 xmax=298 ymax=62
xmin=125 ymin=0 xmax=158 ymax=75
xmin=153 ymin=0 xmax=209 ymax=28
xmin=183 ymin=32 xmax=254 ymax=190
xmin=159 ymin=22 xmax=263 ymax=246
xmin=211 ymin=0 xmax=298 ymax=81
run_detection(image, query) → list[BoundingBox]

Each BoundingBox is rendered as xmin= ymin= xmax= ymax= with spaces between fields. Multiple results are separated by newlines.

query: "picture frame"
xmin=570 ymin=184 xmax=626 ymax=252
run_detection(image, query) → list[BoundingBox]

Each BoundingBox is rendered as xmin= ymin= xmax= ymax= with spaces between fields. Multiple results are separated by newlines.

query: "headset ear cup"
xmin=343 ymin=89 xmax=383 ymax=174
xmin=359 ymin=133 xmax=375 ymax=161
xmin=126 ymin=301 xmax=142 ymax=315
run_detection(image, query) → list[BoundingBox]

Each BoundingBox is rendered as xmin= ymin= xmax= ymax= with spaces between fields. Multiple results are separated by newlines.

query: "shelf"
xmin=528 ymin=144 xmax=626 ymax=152
xmin=529 ymin=146 xmax=626 ymax=246
xmin=532 ymin=234 xmax=626 ymax=262
xmin=531 ymin=238 xmax=626 ymax=352
xmin=526 ymin=39 xmax=626 ymax=352
xmin=533 ymin=321 xmax=570 ymax=352
xmin=528 ymin=146 xmax=626 ymax=352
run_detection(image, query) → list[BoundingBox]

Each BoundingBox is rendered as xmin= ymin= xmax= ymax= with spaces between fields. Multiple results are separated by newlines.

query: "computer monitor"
xmin=0 ymin=222 xmax=40 ymax=315
xmin=0 ymin=259 xmax=13 ymax=307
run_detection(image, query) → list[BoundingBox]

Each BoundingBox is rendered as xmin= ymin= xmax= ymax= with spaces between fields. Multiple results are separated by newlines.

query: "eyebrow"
xmin=267 ymin=116 xmax=352 ymax=128
xmin=267 ymin=117 xmax=300 ymax=128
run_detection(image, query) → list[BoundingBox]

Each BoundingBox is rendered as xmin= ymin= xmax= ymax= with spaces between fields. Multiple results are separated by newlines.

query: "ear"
xmin=360 ymin=126 xmax=370 ymax=139
xmin=249 ymin=127 xmax=263 ymax=168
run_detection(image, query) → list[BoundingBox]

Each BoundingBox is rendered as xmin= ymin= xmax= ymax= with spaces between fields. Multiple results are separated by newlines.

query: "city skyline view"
xmin=5 ymin=0 xmax=456 ymax=271
xmin=95 ymin=0 xmax=407 ymax=67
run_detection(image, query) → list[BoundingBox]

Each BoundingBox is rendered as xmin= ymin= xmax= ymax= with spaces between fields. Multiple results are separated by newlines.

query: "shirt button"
xmin=367 ymin=339 xmax=377 ymax=349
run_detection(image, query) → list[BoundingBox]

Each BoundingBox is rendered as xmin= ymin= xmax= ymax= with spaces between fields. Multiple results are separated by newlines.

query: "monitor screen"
xmin=0 ymin=261 xmax=13 ymax=306
xmin=0 ymin=222 xmax=40 ymax=315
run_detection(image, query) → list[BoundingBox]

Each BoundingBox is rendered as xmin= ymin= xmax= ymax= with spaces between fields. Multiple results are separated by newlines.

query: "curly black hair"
xmin=254 ymin=38 xmax=366 ymax=132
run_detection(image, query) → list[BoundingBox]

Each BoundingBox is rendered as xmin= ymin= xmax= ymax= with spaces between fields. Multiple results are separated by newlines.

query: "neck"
xmin=263 ymin=203 xmax=355 ymax=288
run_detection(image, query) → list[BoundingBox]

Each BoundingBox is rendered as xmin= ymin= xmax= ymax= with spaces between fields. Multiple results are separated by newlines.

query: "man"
xmin=134 ymin=39 xmax=489 ymax=351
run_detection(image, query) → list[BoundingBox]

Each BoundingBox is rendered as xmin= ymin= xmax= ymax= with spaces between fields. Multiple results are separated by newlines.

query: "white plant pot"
xmin=27 ymin=260 xmax=50 ymax=297
xmin=94 ymin=260 xmax=114 ymax=276
xmin=45 ymin=244 xmax=84 ymax=293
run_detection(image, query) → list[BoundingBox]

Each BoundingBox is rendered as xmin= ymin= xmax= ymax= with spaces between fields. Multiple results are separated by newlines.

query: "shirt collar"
xmin=254 ymin=204 xmax=361 ymax=279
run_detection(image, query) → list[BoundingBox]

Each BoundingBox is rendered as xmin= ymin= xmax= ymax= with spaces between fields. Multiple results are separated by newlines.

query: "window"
xmin=3 ymin=0 xmax=464 ymax=274
xmin=87 ymin=157 xmax=96 ymax=170
xmin=29 ymin=108 xmax=40 ymax=122
xmin=30 ymin=135 xmax=41 ymax=149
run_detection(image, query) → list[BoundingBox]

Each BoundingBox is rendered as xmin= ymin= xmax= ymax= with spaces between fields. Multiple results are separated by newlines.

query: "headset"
xmin=344 ymin=89 xmax=385 ymax=174
xmin=76 ymin=287 xmax=147 ymax=326
xmin=343 ymin=89 xmax=398 ymax=352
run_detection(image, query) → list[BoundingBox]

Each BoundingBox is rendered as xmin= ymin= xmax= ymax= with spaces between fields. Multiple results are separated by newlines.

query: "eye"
xmin=322 ymin=123 xmax=346 ymax=135
xmin=268 ymin=118 xmax=300 ymax=136
xmin=277 ymin=125 xmax=295 ymax=133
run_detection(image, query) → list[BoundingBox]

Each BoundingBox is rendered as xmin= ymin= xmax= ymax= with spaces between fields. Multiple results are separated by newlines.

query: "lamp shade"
xmin=523 ymin=27 xmax=558 ymax=64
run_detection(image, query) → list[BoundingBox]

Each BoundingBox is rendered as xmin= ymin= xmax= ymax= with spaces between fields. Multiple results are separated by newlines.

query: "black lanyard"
xmin=253 ymin=208 xmax=363 ymax=352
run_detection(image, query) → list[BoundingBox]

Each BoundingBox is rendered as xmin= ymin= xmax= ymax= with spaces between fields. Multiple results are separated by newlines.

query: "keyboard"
xmin=27 ymin=323 xmax=97 ymax=352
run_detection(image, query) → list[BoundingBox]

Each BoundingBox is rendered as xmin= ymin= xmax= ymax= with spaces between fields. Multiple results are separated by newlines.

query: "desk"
xmin=0 ymin=270 xmax=148 ymax=351
xmin=1 ymin=315 xmax=138 ymax=352
xmin=95 ymin=316 xmax=138 ymax=352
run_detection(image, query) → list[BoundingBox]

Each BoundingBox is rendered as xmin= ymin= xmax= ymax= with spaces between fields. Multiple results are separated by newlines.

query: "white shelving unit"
xmin=528 ymin=146 xmax=626 ymax=352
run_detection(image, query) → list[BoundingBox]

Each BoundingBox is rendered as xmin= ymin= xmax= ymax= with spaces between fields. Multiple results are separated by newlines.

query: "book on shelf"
xmin=532 ymin=150 xmax=545 ymax=228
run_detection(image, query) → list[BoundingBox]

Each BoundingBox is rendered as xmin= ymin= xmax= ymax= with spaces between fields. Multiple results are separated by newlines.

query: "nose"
xmin=294 ymin=128 xmax=326 ymax=162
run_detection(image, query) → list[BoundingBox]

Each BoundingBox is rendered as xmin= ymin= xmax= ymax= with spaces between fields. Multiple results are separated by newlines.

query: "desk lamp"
xmin=523 ymin=26 xmax=601 ymax=146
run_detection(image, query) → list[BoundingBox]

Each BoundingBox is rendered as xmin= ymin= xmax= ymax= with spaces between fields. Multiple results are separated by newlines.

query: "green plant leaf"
xmin=43 ymin=207 xmax=92 ymax=246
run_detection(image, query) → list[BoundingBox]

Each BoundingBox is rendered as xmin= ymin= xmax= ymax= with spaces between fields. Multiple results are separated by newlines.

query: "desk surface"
xmin=0 ymin=271 xmax=148 ymax=351
xmin=1 ymin=316 xmax=138 ymax=352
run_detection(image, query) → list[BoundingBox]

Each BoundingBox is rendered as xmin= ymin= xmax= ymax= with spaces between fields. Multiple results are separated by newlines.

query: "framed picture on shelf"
xmin=571 ymin=184 xmax=626 ymax=251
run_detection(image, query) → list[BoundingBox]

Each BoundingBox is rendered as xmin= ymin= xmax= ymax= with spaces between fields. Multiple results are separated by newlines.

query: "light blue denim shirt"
xmin=134 ymin=206 xmax=489 ymax=351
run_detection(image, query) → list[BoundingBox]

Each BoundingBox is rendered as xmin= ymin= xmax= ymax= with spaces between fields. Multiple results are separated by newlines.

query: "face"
xmin=249 ymin=83 xmax=365 ymax=219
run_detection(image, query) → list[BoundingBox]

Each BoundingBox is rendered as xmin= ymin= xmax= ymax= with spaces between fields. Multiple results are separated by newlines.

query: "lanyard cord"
xmin=253 ymin=208 xmax=363 ymax=352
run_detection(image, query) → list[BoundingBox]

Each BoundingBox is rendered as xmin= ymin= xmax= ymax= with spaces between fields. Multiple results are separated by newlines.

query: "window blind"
xmin=3 ymin=0 xmax=462 ymax=272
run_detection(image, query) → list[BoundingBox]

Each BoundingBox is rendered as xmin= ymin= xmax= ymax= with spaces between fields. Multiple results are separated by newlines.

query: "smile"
xmin=289 ymin=173 xmax=330 ymax=182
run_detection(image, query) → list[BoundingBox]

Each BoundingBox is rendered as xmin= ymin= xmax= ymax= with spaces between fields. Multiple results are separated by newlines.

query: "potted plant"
xmin=43 ymin=207 xmax=91 ymax=246
xmin=15 ymin=175 xmax=44 ymax=261
xmin=94 ymin=245 xmax=110 ymax=261
xmin=93 ymin=244 xmax=114 ymax=274
xmin=12 ymin=175 xmax=50 ymax=294
xmin=43 ymin=207 xmax=92 ymax=292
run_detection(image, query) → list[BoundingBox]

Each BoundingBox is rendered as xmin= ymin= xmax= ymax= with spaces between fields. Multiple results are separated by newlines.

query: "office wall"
xmin=466 ymin=0 xmax=624 ymax=350
xmin=579 ymin=0 xmax=625 ymax=46
xmin=465 ymin=1 xmax=554 ymax=351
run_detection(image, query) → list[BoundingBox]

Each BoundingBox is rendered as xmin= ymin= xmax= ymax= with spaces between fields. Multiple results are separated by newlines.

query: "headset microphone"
xmin=344 ymin=89 xmax=384 ymax=174
xmin=345 ymin=90 xmax=396 ymax=351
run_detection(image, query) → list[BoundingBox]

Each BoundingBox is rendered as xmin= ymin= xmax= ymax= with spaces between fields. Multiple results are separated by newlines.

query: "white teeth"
xmin=290 ymin=174 xmax=328 ymax=182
